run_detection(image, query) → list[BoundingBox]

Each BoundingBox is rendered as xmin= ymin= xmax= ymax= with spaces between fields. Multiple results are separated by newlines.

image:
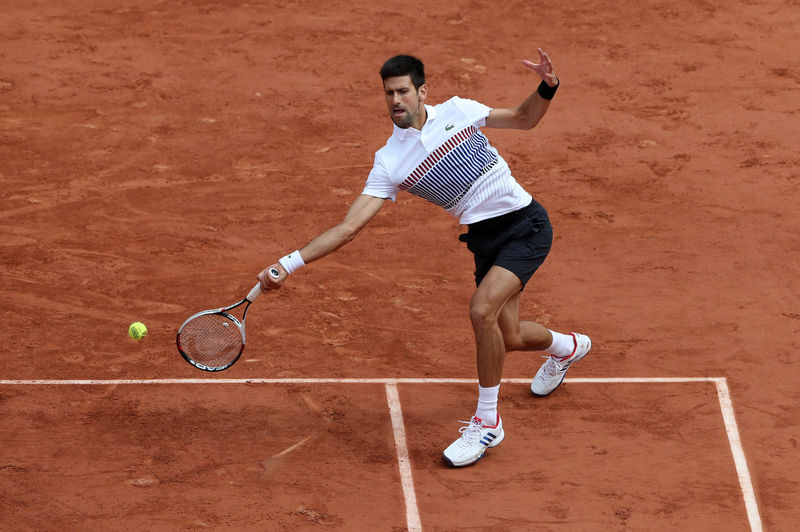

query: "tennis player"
xmin=258 ymin=48 xmax=591 ymax=467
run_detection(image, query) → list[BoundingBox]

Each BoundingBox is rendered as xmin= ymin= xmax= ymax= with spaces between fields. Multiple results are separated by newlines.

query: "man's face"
xmin=383 ymin=75 xmax=427 ymax=129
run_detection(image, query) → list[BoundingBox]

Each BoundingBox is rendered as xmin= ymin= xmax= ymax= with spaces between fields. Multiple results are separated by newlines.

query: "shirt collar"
xmin=393 ymin=104 xmax=436 ymax=141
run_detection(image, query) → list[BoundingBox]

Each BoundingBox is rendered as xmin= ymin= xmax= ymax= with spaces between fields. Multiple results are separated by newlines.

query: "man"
xmin=257 ymin=48 xmax=591 ymax=467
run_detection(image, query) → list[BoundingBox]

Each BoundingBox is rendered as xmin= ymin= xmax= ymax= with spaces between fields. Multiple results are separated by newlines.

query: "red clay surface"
xmin=1 ymin=383 xmax=405 ymax=529
xmin=2 ymin=0 xmax=799 ymax=530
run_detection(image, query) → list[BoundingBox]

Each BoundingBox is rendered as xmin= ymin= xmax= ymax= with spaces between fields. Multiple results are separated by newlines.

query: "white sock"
xmin=544 ymin=330 xmax=575 ymax=359
xmin=475 ymin=384 xmax=500 ymax=426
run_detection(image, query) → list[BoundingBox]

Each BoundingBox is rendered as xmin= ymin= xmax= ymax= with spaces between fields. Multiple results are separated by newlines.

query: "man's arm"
xmin=485 ymin=48 xmax=559 ymax=131
xmin=257 ymin=193 xmax=386 ymax=289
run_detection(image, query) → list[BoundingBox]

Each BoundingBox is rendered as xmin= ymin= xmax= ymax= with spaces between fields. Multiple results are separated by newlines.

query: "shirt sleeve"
xmin=452 ymin=96 xmax=492 ymax=128
xmin=362 ymin=152 xmax=398 ymax=201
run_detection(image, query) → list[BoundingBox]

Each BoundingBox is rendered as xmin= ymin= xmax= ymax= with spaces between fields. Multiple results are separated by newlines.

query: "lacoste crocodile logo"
xmin=445 ymin=124 xmax=455 ymax=131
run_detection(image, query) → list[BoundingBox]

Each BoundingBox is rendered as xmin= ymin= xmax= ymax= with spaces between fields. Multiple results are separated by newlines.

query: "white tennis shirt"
xmin=363 ymin=96 xmax=532 ymax=225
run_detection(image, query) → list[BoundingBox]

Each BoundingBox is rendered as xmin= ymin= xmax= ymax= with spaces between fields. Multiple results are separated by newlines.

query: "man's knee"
xmin=469 ymin=298 xmax=496 ymax=329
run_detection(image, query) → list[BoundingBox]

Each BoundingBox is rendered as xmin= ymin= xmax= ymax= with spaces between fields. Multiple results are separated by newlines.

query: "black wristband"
xmin=537 ymin=80 xmax=559 ymax=100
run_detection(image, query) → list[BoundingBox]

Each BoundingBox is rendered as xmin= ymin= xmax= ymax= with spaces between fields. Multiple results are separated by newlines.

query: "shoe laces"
xmin=541 ymin=356 xmax=567 ymax=377
xmin=455 ymin=417 xmax=484 ymax=446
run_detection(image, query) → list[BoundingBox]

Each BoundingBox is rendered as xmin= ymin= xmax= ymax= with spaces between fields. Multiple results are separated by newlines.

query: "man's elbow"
xmin=512 ymin=109 xmax=539 ymax=130
xmin=521 ymin=112 xmax=543 ymax=130
xmin=338 ymin=221 xmax=361 ymax=244
xmin=522 ymin=115 xmax=545 ymax=130
xmin=343 ymin=230 xmax=358 ymax=244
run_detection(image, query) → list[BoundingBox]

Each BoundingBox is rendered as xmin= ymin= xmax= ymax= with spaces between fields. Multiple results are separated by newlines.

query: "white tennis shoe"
xmin=531 ymin=332 xmax=592 ymax=396
xmin=442 ymin=415 xmax=504 ymax=467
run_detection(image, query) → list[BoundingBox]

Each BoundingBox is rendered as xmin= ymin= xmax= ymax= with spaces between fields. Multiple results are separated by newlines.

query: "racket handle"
xmin=247 ymin=283 xmax=262 ymax=302
xmin=248 ymin=268 xmax=280 ymax=302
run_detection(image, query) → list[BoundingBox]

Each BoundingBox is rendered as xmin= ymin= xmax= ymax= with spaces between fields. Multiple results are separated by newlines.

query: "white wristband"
xmin=278 ymin=250 xmax=305 ymax=275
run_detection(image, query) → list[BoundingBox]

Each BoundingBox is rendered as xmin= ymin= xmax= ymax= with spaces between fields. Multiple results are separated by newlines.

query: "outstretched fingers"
xmin=538 ymin=47 xmax=550 ymax=64
xmin=521 ymin=48 xmax=557 ymax=85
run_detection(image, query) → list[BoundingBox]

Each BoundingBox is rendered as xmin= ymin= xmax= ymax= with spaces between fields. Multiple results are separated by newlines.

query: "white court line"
xmin=0 ymin=377 xmax=762 ymax=532
xmin=714 ymin=378 xmax=763 ymax=532
xmin=385 ymin=381 xmax=422 ymax=532
xmin=0 ymin=377 xmax=721 ymax=385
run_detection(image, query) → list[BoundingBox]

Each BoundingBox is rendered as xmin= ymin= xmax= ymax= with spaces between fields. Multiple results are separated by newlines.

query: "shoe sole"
xmin=442 ymin=453 xmax=482 ymax=467
xmin=531 ymin=372 xmax=567 ymax=397
xmin=441 ymin=431 xmax=505 ymax=467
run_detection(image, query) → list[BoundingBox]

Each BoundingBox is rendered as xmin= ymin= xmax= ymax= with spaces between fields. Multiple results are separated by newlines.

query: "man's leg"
xmin=469 ymin=266 xmax=525 ymax=387
xmin=497 ymin=292 xmax=553 ymax=352
xmin=442 ymin=266 xmax=519 ymax=467
xmin=497 ymin=285 xmax=592 ymax=397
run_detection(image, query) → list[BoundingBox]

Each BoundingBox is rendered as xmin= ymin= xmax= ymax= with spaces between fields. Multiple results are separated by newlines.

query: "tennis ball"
xmin=129 ymin=321 xmax=147 ymax=340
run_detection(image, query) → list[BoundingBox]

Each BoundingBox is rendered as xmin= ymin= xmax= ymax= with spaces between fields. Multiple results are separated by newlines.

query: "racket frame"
xmin=176 ymin=303 xmax=250 ymax=372
xmin=176 ymin=271 xmax=276 ymax=372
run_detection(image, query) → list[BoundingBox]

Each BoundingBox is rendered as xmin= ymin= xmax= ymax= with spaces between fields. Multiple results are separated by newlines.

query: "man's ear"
xmin=417 ymin=84 xmax=427 ymax=102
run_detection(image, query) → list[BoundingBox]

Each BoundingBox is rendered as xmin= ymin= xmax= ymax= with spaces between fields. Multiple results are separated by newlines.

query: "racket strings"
xmin=178 ymin=314 xmax=243 ymax=368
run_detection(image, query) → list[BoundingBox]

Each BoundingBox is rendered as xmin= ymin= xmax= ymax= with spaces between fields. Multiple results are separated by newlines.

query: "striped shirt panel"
xmin=399 ymin=126 xmax=496 ymax=211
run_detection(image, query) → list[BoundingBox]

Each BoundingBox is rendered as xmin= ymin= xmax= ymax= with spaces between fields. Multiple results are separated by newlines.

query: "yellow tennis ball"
xmin=129 ymin=322 xmax=147 ymax=340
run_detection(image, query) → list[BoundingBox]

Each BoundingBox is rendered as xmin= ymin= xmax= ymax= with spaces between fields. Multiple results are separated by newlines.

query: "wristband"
xmin=537 ymin=79 xmax=559 ymax=100
xmin=278 ymin=250 xmax=305 ymax=275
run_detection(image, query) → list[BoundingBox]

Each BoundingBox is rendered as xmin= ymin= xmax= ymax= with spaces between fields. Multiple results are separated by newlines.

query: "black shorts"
xmin=459 ymin=199 xmax=553 ymax=288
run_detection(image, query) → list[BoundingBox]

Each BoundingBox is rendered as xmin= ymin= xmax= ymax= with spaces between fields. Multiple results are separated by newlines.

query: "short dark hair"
xmin=380 ymin=55 xmax=425 ymax=89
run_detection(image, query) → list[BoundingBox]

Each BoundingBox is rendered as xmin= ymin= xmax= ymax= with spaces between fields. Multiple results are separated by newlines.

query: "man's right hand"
xmin=257 ymin=263 xmax=287 ymax=291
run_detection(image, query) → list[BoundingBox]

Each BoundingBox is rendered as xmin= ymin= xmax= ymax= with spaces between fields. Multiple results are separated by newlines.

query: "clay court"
xmin=1 ymin=0 xmax=799 ymax=530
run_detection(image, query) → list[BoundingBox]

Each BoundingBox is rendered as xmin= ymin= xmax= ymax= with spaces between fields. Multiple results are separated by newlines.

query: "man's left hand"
xmin=522 ymin=48 xmax=558 ymax=87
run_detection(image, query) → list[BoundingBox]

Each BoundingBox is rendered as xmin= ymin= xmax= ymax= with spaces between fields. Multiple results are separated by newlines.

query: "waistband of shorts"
xmin=467 ymin=200 xmax=537 ymax=232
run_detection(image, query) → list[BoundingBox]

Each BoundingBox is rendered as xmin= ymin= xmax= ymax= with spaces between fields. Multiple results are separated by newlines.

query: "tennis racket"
xmin=176 ymin=268 xmax=278 ymax=371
